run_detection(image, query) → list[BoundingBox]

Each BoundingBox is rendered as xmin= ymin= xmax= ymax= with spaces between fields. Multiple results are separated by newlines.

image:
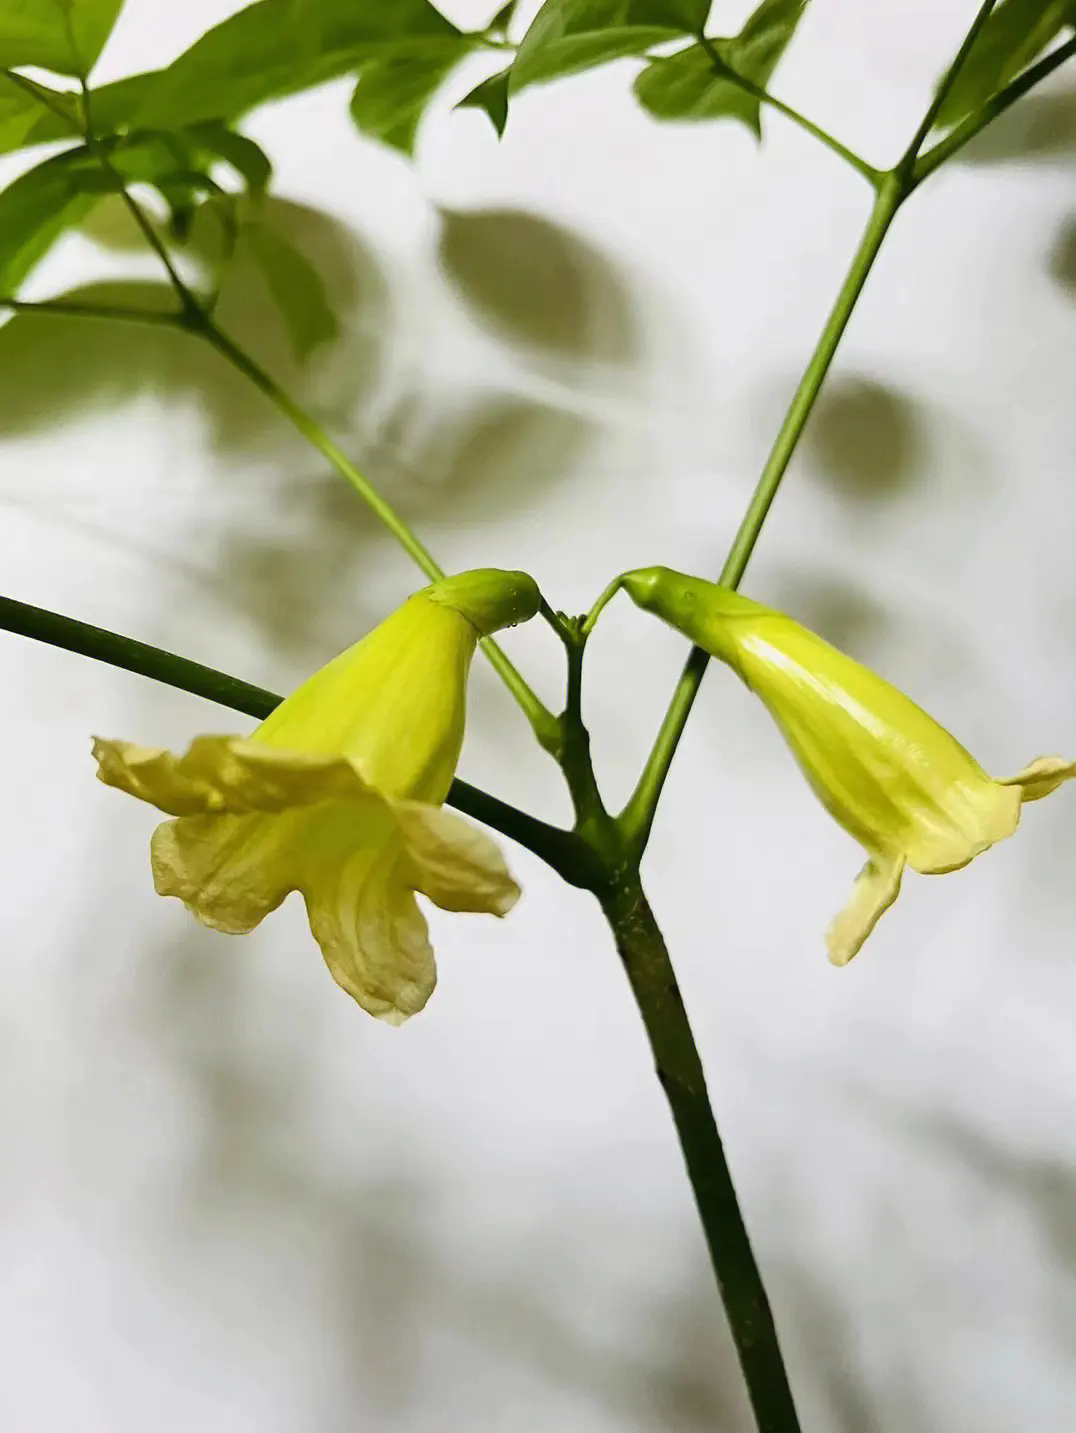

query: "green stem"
xmin=700 ymin=40 xmax=881 ymax=186
xmin=912 ymin=33 xmax=1076 ymax=186
xmin=598 ymin=875 xmax=801 ymax=1433
xmin=621 ymin=170 xmax=905 ymax=852
xmin=193 ymin=316 xmax=447 ymax=582
xmin=899 ymin=0 xmax=999 ymax=168
xmin=189 ymin=314 xmax=558 ymax=745
xmin=721 ymin=186 xmax=903 ymax=589
xmin=558 ymin=622 xmax=615 ymax=842
xmin=76 ymin=72 xmax=197 ymax=309
xmin=758 ymin=87 xmax=881 ymax=186
xmin=0 ymin=591 xmax=584 ymax=877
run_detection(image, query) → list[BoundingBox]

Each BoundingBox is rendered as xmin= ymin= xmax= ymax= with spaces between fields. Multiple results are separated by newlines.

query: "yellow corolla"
xmin=620 ymin=566 xmax=1075 ymax=965
xmin=94 ymin=570 xmax=541 ymax=1022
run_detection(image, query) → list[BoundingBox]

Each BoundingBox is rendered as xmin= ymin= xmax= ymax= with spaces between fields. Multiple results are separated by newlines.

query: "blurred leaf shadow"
xmin=371 ymin=387 xmax=597 ymax=531
xmin=780 ymin=1267 xmax=921 ymax=1433
xmin=0 ymin=197 xmax=386 ymax=453
xmin=767 ymin=571 xmax=893 ymax=659
xmin=114 ymin=924 xmax=758 ymax=1431
xmin=0 ymin=195 xmax=620 ymax=659
xmin=436 ymin=206 xmax=641 ymax=372
xmin=913 ymin=1113 xmax=1076 ymax=1298
xmin=847 ymin=1087 xmax=1076 ymax=1375
xmin=954 ymin=88 xmax=1076 ymax=166
xmin=801 ymin=376 xmax=926 ymax=507
xmin=1048 ymin=213 xmax=1076 ymax=296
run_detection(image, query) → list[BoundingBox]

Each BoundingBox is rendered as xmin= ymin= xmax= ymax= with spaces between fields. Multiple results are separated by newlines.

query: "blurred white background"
xmin=0 ymin=2 xmax=1074 ymax=1429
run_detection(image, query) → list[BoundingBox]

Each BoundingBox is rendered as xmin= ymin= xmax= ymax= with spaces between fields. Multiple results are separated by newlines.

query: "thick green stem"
xmin=621 ymin=171 xmax=905 ymax=852
xmin=598 ymin=875 xmax=801 ymax=1433
xmin=0 ymin=592 xmax=585 ymax=876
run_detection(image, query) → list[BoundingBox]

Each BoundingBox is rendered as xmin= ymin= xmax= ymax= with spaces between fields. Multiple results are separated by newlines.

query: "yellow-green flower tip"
xmin=91 ymin=583 xmax=528 ymax=1022
xmin=621 ymin=566 xmax=1076 ymax=964
xmin=427 ymin=568 xmax=541 ymax=636
xmin=250 ymin=590 xmax=477 ymax=805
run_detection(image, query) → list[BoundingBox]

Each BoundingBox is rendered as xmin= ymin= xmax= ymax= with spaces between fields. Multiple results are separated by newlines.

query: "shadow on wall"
xmin=86 ymin=909 xmax=945 ymax=1431
xmin=436 ymin=206 xmax=641 ymax=373
xmin=955 ymin=87 xmax=1076 ymax=167
xmin=800 ymin=376 xmax=926 ymax=508
xmin=100 ymin=923 xmax=758 ymax=1432
xmin=1049 ymin=213 xmax=1076 ymax=296
xmin=0 ymin=197 xmax=654 ymax=661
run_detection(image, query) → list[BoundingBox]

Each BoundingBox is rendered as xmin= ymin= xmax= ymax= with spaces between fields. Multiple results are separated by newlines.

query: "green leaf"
xmin=511 ymin=0 xmax=712 ymax=92
xmin=0 ymin=150 xmax=98 ymax=290
xmin=935 ymin=0 xmax=1075 ymax=128
xmin=0 ymin=0 xmax=125 ymax=76
xmin=0 ymin=72 xmax=70 ymax=153
xmin=0 ymin=73 xmax=164 ymax=159
xmin=0 ymin=126 xmax=269 ymax=292
xmin=22 ymin=69 xmax=157 ymax=147
xmin=457 ymin=68 xmax=511 ymax=136
xmin=0 ymin=138 xmax=153 ymax=292
xmin=134 ymin=0 xmax=461 ymax=129
xmin=487 ymin=0 xmax=521 ymax=35
xmin=349 ymin=35 xmax=472 ymax=153
xmin=188 ymin=121 xmax=272 ymax=192
xmin=634 ymin=0 xmax=806 ymax=135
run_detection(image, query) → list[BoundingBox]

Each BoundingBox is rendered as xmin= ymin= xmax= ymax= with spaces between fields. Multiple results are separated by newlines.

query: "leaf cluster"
xmin=0 ymin=0 xmax=1069 ymax=353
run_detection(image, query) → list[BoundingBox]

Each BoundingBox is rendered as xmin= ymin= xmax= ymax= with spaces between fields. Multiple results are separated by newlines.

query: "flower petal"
xmin=395 ymin=800 xmax=520 ymax=916
xmin=94 ymin=735 xmax=392 ymax=816
xmin=826 ymin=854 xmax=905 ymax=967
xmin=302 ymin=838 xmax=436 ymax=1025
xmin=94 ymin=736 xmax=235 ymax=815
xmin=1000 ymin=756 xmax=1076 ymax=804
xmin=151 ymin=810 xmax=310 ymax=933
xmin=99 ymin=733 xmax=519 ymax=1022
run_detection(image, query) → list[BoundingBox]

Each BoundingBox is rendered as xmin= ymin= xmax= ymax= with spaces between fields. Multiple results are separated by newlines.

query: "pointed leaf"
xmin=487 ymin=0 xmax=521 ymax=35
xmin=0 ymin=0 xmax=125 ymax=76
xmin=457 ymin=68 xmax=511 ymax=136
xmin=935 ymin=0 xmax=1075 ymax=129
xmin=349 ymin=36 xmax=472 ymax=153
xmin=634 ymin=0 xmax=806 ymax=135
xmin=511 ymin=0 xmax=712 ymax=91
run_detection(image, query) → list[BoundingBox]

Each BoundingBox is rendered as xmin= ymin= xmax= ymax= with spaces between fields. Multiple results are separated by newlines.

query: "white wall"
xmin=1 ymin=2 xmax=1074 ymax=1429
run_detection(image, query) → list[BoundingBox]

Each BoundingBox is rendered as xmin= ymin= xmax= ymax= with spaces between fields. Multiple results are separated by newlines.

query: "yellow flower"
xmin=621 ymin=566 xmax=1075 ymax=965
xmin=94 ymin=570 xmax=541 ymax=1022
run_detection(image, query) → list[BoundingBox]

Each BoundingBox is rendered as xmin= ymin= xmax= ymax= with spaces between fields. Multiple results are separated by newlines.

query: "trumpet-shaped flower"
xmin=621 ymin=566 xmax=1075 ymax=965
xmin=94 ymin=570 xmax=541 ymax=1022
